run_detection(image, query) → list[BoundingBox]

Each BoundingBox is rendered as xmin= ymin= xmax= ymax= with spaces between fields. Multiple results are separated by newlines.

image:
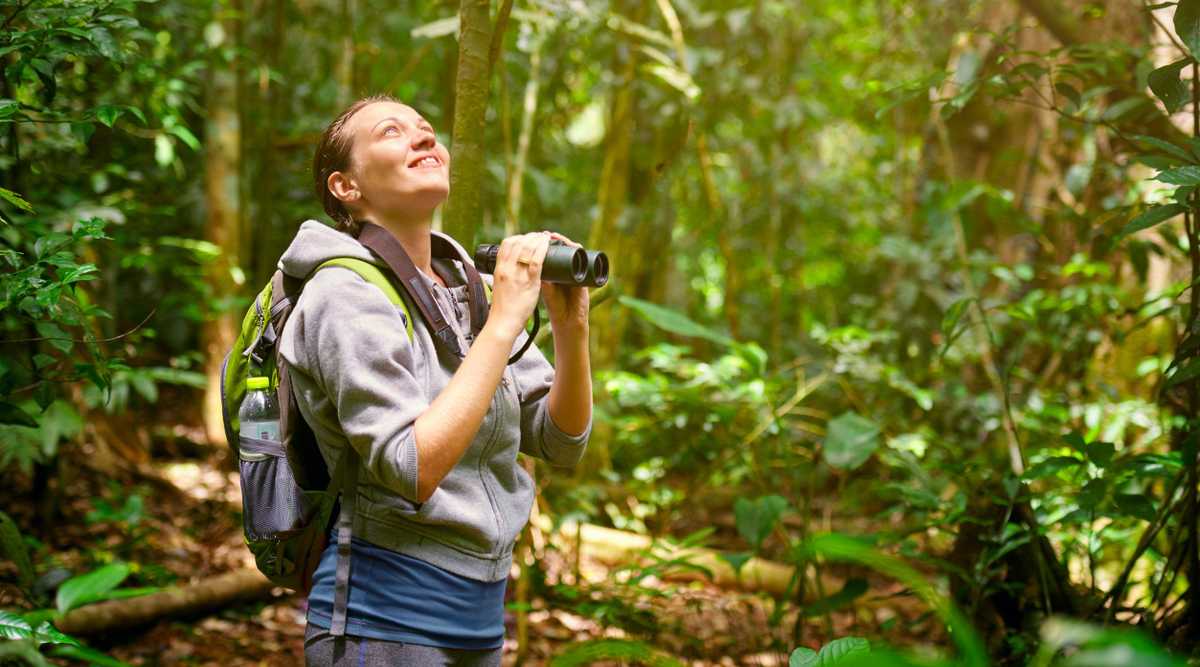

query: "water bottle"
xmin=239 ymin=376 xmax=280 ymax=443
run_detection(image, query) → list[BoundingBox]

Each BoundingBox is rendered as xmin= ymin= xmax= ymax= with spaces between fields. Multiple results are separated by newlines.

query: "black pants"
xmin=304 ymin=623 xmax=504 ymax=666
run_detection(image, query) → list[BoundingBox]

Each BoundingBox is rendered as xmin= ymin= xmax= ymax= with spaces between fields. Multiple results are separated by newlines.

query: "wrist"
xmin=482 ymin=317 xmax=523 ymax=344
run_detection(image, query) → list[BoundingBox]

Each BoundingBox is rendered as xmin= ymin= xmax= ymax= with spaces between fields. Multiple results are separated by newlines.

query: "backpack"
xmin=220 ymin=224 xmax=509 ymax=637
xmin=219 ymin=257 xmax=414 ymax=634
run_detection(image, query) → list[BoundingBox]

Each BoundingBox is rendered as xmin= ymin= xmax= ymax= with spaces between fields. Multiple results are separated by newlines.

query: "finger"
xmin=545 ymin=230 xmax=581 ymax=248
xmin=511 ymin=233 xmax=535 ymax=265
xmin=532 ymin=231 xmax=551 ymax=263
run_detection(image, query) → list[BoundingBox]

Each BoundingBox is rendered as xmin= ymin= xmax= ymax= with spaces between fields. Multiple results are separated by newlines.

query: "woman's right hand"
xmin=486 ymin=231 xmax=552 ymax=340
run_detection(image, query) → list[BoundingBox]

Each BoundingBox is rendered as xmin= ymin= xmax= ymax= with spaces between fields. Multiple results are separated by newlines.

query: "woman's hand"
xmin=487 ymin=231 xmax=553 ymax=340
xmin=540 ymin=231 xmax=590 ymax=333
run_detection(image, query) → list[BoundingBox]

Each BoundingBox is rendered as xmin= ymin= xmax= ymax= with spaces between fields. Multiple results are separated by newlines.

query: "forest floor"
xmin=1 ymin=434 xmax=948 ymax=666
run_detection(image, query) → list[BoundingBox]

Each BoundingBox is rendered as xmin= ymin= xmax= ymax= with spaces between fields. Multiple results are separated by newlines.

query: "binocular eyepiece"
xmin=474 ymin=240 xmax=609 ymax=288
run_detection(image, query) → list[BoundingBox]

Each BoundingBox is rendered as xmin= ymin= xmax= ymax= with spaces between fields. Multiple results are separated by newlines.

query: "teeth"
xmin=415 ymin=156 xmax=438 ymax=167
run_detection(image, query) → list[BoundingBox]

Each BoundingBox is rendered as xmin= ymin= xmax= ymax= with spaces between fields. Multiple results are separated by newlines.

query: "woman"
xmin=277 ymin=93 xmax=593 ymax=666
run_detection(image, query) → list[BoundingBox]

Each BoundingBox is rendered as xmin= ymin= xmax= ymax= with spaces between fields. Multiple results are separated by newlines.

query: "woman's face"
xmin=340 ymin=101 xmax=451 ymax=218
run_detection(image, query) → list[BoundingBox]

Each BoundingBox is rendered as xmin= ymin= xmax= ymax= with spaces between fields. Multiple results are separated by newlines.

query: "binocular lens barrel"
xmin=474 ymin=241 xmax=608 ymax=288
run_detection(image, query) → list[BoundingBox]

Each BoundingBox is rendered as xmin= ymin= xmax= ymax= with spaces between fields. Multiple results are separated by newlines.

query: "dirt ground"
xmin=1 ymin=439 xmax=947 ymax=666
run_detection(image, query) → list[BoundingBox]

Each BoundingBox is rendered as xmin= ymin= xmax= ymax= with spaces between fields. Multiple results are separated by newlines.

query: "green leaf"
xmin=824 ymin=412 xmax=881 ymax=470
xmin=0 ymin=609 xmax=33 ymax=640
xmin=1022 ymin=456 xmax=1084 ymax=481
xmin=1054 ymin=82 xmax=1081 ymax=109
xmin=1177 ymin=0 xmax=1200 ymax=59
xmin=47 ymin=644 xmax=131 ymax=667
xmin=0 ymin=186 xmax=34 ymax=212
xmin=1085 ymin=442 xmax=1116 ymax=467
xmin=1115 ymin=203 xmax=1186 ymax=240
xmin=791 ymin=648 xmax=819 ymax=667
xmin=802 ymin=578 xmax=869 ymax=617
xmin=619 ymin=295 xmax=735 ymax=347
xmin=1131 ymin=134 xmax=1194 ymax=162
xmin=1114 ymin=493 xmax=1157 ymax=522
xmin=56 ymin=562 xmax=131 ymax=615
xmin=0 ymin=401 xmax=38 ymax=427
xmin=34 ymin=321 xmax=73 ymax=353
xmin=166 ymin=124 xmax=200 ymax=151
xmin=1100 ymin=97 xmax=1148 ymax=121
xmin=791 ymin=638 xmax=871 ymax=666
xmin=1148 ymin=59 xmax=1190 ymax=113
xmin=32 ymin=621 xmax=79 ymax=647
xmin=1078 ymin=478 xmax=1108 ymax=511
xmin=733 ymin=495 xmax=790 ymax=550
xmin=94 ymin=105 xmax=121 ymax=128
xmin=1155 ymin=166 xmax=1200 ymax=185
xmin=129 ymin=372 xmax=157 ymax=403
xmin=38 ymin=400 xmax=82 ymax=460
xmin=1167 ymin=356 xmax=1200 ymax=386
xmin=718 ymin=551 xmax=752 ymax=575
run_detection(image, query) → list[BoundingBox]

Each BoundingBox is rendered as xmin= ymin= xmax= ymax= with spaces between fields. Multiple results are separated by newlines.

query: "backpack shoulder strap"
xmin=312 ymin=257 xmax=414 ymax=343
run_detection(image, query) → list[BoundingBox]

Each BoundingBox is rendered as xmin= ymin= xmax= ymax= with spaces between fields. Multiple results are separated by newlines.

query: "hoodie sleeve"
xmin=281 ymin=266 xmax=424 ymax=502
xmin=508 ymin=317 xmax=592 ymax=468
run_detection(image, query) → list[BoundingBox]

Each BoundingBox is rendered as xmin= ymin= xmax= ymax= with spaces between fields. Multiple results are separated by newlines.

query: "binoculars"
xmin=474 ymin=240 xmax=609 ymax=288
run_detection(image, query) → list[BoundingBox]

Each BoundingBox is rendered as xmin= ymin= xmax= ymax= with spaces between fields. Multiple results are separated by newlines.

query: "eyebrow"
xmin=371 ymin=116 xmax=434 ymax=134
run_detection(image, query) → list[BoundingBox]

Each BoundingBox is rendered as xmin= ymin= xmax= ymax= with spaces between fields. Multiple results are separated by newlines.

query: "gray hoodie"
xmin=276 ymin=219 xmax=591 ymax=582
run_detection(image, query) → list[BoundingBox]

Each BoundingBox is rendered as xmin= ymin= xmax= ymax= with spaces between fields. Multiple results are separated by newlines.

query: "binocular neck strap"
xmin=357 ymin=222 xmax=463 ymax=357
xmin=430 ymin=234 xmax=490 ymax=339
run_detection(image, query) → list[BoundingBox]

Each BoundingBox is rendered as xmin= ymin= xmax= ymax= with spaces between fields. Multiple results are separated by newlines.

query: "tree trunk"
xmin=201 ymin=0 xmax=243 ymax=449
xmin=54 ymin=569 xmax=276 ymax=636
xmin=441 ymin=0 xmax=493 ymax=248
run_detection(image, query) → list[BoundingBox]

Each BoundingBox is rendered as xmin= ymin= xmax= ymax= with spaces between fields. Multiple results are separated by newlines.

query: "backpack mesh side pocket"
xmin=237 ymin=435 xmax=306 ymax=541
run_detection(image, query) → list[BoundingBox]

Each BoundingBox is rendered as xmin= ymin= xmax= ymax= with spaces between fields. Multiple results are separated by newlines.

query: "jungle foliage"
xmin=5 ymin=0 xmax=1200 ymax=664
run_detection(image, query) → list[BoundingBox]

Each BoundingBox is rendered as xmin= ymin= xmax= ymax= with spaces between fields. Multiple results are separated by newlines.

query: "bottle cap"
xmin=246 ymin=376 xmax=270 ymax=390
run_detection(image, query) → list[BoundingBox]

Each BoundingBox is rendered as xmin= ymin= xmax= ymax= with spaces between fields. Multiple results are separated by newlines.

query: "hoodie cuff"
xmin=543 ymin=408 xmax=591 ymax=451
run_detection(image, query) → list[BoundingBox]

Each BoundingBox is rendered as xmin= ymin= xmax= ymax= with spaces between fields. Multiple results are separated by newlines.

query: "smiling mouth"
xmin=408 ymin=155 xmax=442 ymax=169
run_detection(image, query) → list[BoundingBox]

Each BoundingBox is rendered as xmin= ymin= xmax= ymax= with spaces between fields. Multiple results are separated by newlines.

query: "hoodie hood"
xmin=278 ymin=219 xmax=478 ymax=286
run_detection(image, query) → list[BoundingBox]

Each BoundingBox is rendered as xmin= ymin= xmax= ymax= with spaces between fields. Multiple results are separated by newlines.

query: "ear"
xmin=327 ymin=170 xmax=360 ymax=205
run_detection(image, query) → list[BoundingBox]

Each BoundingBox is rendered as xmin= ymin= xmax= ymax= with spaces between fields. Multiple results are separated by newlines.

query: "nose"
xmin=412 ymin=128 xmax=435 ymax=152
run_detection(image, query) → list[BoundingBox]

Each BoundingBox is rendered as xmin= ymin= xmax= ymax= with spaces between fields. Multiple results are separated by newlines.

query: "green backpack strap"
xmin=313 ymin=257 xmax=414 ymax=342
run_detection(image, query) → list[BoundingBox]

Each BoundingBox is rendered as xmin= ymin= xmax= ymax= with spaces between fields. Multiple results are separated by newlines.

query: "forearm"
xmin=413 ymin=320 xmax=515 ymax=502
xmin=546 ymin=322 xmax=592 ymax=437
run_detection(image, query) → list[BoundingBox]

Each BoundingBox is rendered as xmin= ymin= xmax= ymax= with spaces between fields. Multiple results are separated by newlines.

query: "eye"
xmin=383 ymin=125 xmax=401 ymax=136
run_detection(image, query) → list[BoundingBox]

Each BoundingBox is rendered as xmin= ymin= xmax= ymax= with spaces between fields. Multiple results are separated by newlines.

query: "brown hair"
xmin=312 ymin=93 xmax=401 ymax=236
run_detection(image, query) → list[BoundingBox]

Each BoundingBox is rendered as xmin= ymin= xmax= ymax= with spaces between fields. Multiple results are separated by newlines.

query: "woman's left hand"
xmin=539 ymin=230 xmax=590 ymax=331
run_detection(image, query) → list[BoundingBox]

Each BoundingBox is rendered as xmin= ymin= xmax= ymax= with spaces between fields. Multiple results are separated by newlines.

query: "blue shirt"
xmin=306 ymin=532 xmax=508 ymax=649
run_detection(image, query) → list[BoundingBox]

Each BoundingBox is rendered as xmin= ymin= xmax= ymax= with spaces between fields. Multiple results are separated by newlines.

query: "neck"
xmin=360 ymin=209 xmax=438 ymax=279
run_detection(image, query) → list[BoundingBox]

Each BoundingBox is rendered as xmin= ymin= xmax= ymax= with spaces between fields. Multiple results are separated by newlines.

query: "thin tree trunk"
xmin=442 ymin=0 xmax=493 ymax=248
xmin=505 ymin=41 xmax=542 ymax=235
xmin=202 ymin=1 xmax=242 ymax=449
xmin=336 ymin=0 xmax=355 ymax=108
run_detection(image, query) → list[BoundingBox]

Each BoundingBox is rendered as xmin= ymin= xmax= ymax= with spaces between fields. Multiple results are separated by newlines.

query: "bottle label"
xmin=242 ymin=420 xmax=280 ymax=443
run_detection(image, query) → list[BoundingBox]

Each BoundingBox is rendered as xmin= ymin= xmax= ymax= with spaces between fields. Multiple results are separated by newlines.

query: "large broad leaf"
xmin=1149 ymin=59 xmax=1190 ymax=113
xmin=824 ymin=412 xmax=881 ymax=470
xmin=618 ymin=295 xmax=735 ymax=347
xmin=733 ymin=495 xmax=790 ymax=550
xmin=1114 ymin=203 xmax=1186 ymax=241
xmin=55 ymin=562 xmax=131 ymax=615
xmin=790 ymin=638 xmax=871 ymax=666
xmin=0 ymin=609 xmax=32 ymax=640
xmin=1177 ymin=0 xmax=1200 ymax=60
